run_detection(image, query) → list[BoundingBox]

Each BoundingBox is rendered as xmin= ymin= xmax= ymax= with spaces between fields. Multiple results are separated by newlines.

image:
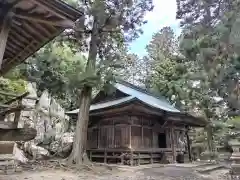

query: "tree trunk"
xmin=204 ymin=109 xmax=214 ymax=154
xmin=0 ymin=128 xmax=37 ymax=141
xmin=69 ymin=86 xmax=92 ymax=164
xmin=69 ymin=19 xmax=99 ymax=165
xmin=206 ymin=123 xmax=214 ymax=152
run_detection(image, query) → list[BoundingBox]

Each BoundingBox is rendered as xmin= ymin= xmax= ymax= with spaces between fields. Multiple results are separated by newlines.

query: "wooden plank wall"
xmin=131 ymin=126 xmax=141 ymax=148
xmin=87 ymin=115 xmax=186 ymax=150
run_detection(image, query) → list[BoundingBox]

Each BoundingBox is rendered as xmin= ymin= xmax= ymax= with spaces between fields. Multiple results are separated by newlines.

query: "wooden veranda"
xmin=0 ymin=0 xmax=82 ymax=142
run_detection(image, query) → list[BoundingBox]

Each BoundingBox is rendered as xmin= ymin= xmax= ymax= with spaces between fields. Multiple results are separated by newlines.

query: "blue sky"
xmin=129 ymin=0 xmax=181 ymax=57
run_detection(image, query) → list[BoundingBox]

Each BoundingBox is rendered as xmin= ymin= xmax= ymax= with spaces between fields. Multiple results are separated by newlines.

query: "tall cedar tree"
xmin=68 ymin=0 xmax=153 ymax=165
xmin=176 ymin=0 xmax=240 ymax=152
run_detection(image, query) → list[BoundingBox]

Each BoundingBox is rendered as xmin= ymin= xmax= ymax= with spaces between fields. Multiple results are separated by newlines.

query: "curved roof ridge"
xmin=114 ymin=81 xmax=180 ymax=113
xmin=115 ymin=79 xmax=171 ymax=103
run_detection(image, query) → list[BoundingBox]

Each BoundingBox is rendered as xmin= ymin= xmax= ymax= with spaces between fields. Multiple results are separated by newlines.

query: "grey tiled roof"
xmin=67 ymin=96 xmax=135 ymax=114
xmin=115 ymin=82 xmax=180 ymax=113
xmin=66 ymin=81 xmax=179 ymax=114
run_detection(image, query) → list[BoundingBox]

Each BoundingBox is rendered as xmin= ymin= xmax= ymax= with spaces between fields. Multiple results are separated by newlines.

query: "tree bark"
xmin=206 ymin=123 xmax=214 ymax=152
xmin=69 ymin=19 xmax=99 ymax=165
xmin=0 ymin=128 xmax=37 ymax=141
xmin=186 ymin=130 xmax=192 ymax=162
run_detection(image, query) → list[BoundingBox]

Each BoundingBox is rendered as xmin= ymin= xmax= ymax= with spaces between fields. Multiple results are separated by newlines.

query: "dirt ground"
xmin=0 ymin=163 xmax=231 ymax=180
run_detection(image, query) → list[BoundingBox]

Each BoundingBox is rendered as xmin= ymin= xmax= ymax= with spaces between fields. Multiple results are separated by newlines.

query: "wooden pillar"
xmin=13 ymin=110 xmax=21 ymax=128
xmin=0 ymin=12 xmax=13 ymax=69
xmin=150 ymin=151 xmax=153 ymax=164
xmin=121 ymin=154 xmax=124 ymax=165
xmin=129 ymin=120 xmax=133 ymax=166
xmin=89 ymin=151 xmax=92 ymax=161
xmin=138 ymin=152 xmax=140 ymax=165
xmin=151 ymin=129 xmax=154 ymax=148
xmin=170 ymin=126 xmax=177 ymax=163
xmin=104 ymin=148 xmax=107 ymax=163
xmin=112 ymin=119 xmax=115 ymax=148
xmin=97 ymin=125 xmax=100 ymax=148
xmin=141 ymin=117 xmax=144 ymax=148
xmin=129 ymin=123 xmax=132 ymax=148
xmin=186 ymin=130 xmax=192 ymax=162
xmin=13 ymin=100 xmax=22 ymax=128
xmin=130 ymin=151 xmax=133 ymax=166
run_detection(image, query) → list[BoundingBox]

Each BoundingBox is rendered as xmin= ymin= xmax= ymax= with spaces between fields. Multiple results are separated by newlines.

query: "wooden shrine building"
xmin=67 ymin=80 xmax=207 ymax=165
xmin=0 ymin=0 xmax=81 ymax=140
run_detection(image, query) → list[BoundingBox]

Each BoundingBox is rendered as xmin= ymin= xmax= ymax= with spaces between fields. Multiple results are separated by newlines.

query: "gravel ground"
xmin=0 ymin=164 xmax=231 ymax=180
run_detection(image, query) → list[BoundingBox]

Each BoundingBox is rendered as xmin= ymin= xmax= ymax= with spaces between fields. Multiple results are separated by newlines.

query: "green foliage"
xmin=173 ymin=0 xmax=240 ymax=153
xmin=20 ymin=40 xmax=86 ymax=109
xmin=0 ymin=77 xmax=26 ymax=103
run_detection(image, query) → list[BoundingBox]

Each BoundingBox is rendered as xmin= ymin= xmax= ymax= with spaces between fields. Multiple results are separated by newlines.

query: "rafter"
xmin=8 ymin=34 xmax=26 ymax=48
xmin=10 ymin=30 xmax=30 ymax=44
xmin=23 ymin=21 xmax=46 ymax=40
xmin=4 ymin=49 xmax=13 ymax=57
xmin=33 ymin=23 xmax=52 ymax=37
xmin=3 ymin=41 xmax=35 ymax=69
xmin=5 ymin=46 xmax=17 ymax=55
xmin=7 ymin=39 xmax=22 ymax=51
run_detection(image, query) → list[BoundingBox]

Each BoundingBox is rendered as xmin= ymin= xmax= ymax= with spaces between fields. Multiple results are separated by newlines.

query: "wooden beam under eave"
xmin=29 ymin=0 xmax=71 ymax=20
xmin=0 ymin=12 xmax=13 ymax=69
xmin=15 ymin=13 xmax=75 ymax=28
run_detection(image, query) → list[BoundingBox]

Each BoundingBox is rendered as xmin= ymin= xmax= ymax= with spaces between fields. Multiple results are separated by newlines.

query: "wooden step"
xmin=0 ymin=154 xmax=15 ymax=161
xmin=0 ymin=128 xmax=37 ymax=141
xmin=0 ymin=122 xmax=17 ymax=129
xmin=0 ymin=142 xmax=14 ymax=154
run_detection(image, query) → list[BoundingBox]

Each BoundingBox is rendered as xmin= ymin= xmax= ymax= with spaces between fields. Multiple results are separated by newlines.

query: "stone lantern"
xmin=229 ymin=139 xmax=240 ymax=179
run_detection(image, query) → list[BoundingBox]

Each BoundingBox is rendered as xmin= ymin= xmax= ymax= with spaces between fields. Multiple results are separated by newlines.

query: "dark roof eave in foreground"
xmin=0 ymin=0 xmax=83 ymax=75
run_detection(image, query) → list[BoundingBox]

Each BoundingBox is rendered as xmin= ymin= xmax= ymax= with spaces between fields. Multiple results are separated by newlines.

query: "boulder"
xmin=37 ymin=90 xmax=51 ymax=114
xmin=200 ymin=151 xmax=219 ymax=161
xmin=49 ymin=98 xmax=65 ymax=120
xmin=9 ymin=83 xmax=71 ymax=159
xmin=24 ymin=142 xmax=50 ymax=160
xmin=49 ymin=132 xmax=74 ymax=157
xmin=13 ymin=145 xmax=28 ymax=163
xmin=21 ymin=83 xmax=38 ymax=109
